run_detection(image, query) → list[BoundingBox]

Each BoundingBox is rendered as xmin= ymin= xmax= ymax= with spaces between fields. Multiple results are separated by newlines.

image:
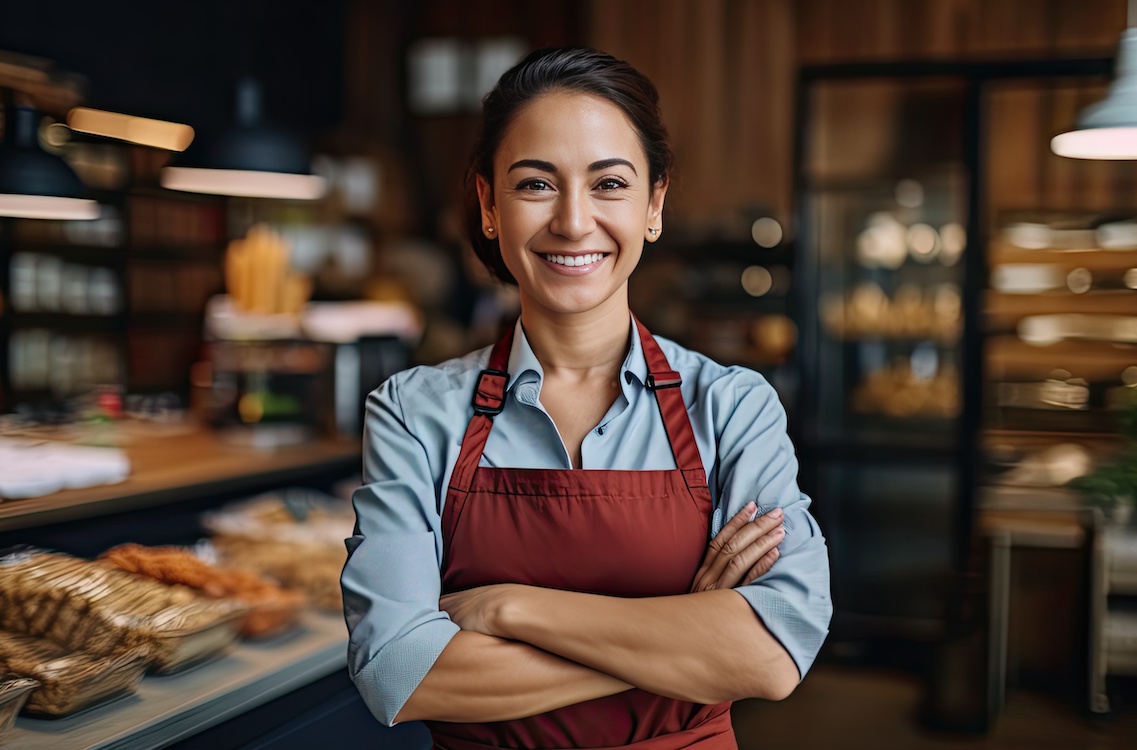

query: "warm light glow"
xmin=160 ymin=167 xmax=327 ymax=200
xmin=750 ymin=217 xmax=783 ymax=248
xmin=939 ymin=222 xmax=966 ymax=266
xmin=991 ymin=264 xmax=1063 ymax=293
xmin=741 ymin=265 xmax=773 ymax=297
xmin=1066 ymin=268 xmax=1092 ymax=294
xmin=68 ymin=107 xmax=195 ymax=152
xmin=1051 ymin=127 xmax=1137 ymax=159
xmin=0 ymin=193 xmax=99 ymax=220
xmin=894 ymin=179 xmax=923 ymax=208
xmin=1018 ymin=315 xmax=1065 ymax=346
xmin=906 ymin=223 xmax=939 ymax=262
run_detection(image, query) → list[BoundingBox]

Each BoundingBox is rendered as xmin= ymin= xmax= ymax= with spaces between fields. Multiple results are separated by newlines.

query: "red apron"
xmin=427 ymin=318 xmax=735 ymax=750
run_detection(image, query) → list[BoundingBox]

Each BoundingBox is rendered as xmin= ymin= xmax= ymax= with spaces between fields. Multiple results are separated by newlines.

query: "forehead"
xmin=495 ymin=91 xmax=645 ymax=169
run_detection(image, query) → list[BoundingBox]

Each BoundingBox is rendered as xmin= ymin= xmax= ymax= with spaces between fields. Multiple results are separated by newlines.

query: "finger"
xmin=711 ymin=525 xmax=785 ymax=590
xmin=691 ymin=502 xmax=756 ymax=591
xmin=744 ymin=546 xmax=780 ymax=585
xmin=697 ymin=508 xmax=784 ymax=590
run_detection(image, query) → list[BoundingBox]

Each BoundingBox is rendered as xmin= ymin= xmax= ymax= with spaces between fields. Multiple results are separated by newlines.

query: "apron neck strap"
xmin=449 ymin=323 xmax=515 ymax=495
xmin=633 ymin=316 xmax=707 ymax=483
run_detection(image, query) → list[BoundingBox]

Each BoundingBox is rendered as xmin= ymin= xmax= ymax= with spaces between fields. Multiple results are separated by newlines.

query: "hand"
xmin=690 ymin=503 xmax=785 ymax=593
xmin=440 ymin=583 xmax=518 ymax=636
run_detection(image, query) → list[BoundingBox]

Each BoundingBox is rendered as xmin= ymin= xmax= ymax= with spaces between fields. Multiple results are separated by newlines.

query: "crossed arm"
xmin=395 ymin=504 xmax=797 ymax=723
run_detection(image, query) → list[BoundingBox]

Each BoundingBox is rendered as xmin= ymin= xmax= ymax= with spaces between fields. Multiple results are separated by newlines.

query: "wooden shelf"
xmin=0 ymin=425 xmax=361 ymax=532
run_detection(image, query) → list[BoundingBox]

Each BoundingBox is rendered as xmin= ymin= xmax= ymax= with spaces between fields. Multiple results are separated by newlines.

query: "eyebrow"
xmin=507 ymin=157 xmax=638 ymax=175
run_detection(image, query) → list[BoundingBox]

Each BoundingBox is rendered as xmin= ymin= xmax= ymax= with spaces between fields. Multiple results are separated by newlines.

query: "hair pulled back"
xmin=464 ymin=47 xmax=674 ymax=285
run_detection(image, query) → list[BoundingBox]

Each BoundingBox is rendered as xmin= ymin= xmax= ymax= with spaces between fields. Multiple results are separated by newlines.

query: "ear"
xmin=645 ymin=178 xmax=668 ymax=243
xmin=475 ymin=173 xmax=498 ymax=238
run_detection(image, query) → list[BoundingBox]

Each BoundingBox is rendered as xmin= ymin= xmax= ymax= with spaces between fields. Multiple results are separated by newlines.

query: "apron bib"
xmin=428 ymin=318 xmax=735 ymax=750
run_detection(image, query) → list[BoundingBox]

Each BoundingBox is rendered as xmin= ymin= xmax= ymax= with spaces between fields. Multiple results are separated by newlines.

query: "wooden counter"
xmin=0 ymin=426 xmax=361 ymax=532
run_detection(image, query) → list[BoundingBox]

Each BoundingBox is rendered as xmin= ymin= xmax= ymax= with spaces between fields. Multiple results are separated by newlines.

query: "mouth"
xmin=539 ymin=252 xmax=610 ymax=268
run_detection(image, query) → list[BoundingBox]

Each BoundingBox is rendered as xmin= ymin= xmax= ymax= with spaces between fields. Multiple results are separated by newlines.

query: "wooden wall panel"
xmin=589 ymin=0 xmax=797 ymax=234
xmin=586 ymin=0 xmax=1131 ymax=237
xmin=986 ymin=85 xmax=1045 ymax=212
xmin=807 ymin=80 xmax=900 ymax=182
xmin=798 ymin=0 xmax=1125 ymax=63
xmin=966 ymin=0 xmax=1056 ymax=57
xmin=1051 ymin=0 xmax=1127 ymax=54
xmin=1042 ymin=85 xmax=1084 ymax=211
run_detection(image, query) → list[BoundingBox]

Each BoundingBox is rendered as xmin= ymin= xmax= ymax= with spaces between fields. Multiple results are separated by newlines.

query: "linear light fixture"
xmin=67 ymin=107 xmax=195 ymax=152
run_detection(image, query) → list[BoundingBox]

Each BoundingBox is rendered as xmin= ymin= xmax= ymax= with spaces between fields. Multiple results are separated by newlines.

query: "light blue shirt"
xmin=342 ymin=318 xmax=832 ymax=726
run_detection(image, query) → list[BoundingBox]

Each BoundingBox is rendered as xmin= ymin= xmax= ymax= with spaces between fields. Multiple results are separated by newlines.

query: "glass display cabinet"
xmin=796 ymin=73 xmax=970 ymax=642
xmin=796 ymin=57 xmax=1130 ymax=712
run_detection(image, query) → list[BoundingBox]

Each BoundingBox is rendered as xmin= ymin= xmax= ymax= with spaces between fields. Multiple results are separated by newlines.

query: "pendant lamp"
xmin=0 ymin=99 xmax=99 ymax=220
xmin=1052 ymin=1 xmax=1137 ymax=159
xmin=160 ymin=78 xmax=326 ymax=200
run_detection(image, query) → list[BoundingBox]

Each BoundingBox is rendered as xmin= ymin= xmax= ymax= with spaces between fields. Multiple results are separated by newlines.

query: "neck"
xmin=519 ymin=297 xmax=631 ymax=375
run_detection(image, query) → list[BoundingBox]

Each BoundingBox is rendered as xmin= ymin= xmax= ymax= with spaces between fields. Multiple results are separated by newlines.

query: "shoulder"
xmin=654 ymin=335 xmax=776 ymax=408
xmin=371 ymin=346 xmax=491 ymax=422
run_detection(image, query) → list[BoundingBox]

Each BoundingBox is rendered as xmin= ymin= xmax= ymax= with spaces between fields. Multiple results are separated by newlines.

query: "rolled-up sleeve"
xmin=712 ymin=375 xmax=832 ymax=679
xmin=341 ymin=376 xmax=459 ymax=726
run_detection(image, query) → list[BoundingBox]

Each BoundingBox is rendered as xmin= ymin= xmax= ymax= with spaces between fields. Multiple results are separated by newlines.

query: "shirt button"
xmin=597 ymin=426 xmax=605 ymax=436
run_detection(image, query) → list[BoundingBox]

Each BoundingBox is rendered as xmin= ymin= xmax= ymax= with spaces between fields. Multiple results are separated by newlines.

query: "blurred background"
xmin=3 ymin=1 xmax=1137 ymax=747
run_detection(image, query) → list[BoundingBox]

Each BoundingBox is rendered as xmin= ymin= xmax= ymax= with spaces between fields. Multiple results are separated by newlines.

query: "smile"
xmin=542 ymin=252 xmax=608 ymax=267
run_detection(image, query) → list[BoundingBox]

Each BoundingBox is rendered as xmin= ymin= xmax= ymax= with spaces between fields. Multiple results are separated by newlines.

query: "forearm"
xmin=496 ymin=588 xmax=799 ymax=704
xmin=395 ymin=630 xmax=632 ymax=723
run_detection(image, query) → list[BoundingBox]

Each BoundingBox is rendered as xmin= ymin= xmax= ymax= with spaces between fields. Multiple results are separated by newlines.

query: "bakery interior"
xmin=3 ymin=0 xmax=1137 ymax=747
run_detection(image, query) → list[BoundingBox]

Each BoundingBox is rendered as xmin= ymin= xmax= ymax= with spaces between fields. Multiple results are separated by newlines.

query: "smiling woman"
xmin=342 ymin=47 xmax=832 ymax=750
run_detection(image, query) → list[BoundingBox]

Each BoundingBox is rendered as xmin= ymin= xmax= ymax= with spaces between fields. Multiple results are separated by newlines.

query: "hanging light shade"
xmin=0 ymin=103 xmax=99 ymax=220
xmin=1052 ymin=22 xmax=1137 ymax=159
xmin=160 ymin=78 xmax=326 ymax=200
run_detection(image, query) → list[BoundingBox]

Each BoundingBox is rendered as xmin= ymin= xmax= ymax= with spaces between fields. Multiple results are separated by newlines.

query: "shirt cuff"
xmin=732 ymin=584 xmax=831 ymax=680
xmin=350 ymin=616 xmax=460 ymax=726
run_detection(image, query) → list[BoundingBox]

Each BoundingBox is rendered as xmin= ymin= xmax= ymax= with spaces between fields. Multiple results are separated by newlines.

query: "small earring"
xmin=485 ymin=226 xmax=495 ymax=236
xmin=648 ymin=227 xmax=659 ymax=237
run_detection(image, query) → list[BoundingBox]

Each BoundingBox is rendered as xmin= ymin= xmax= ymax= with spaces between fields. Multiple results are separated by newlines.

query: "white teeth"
xmin=544 ymin=253 xmax=605 ymax=266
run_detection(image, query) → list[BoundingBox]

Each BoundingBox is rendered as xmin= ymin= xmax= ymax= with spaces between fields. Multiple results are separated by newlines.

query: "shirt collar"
xmin=504 ymin=315 xmax=649 ymax=391
xmin=507 ymin=319 xmax=544 ymax=387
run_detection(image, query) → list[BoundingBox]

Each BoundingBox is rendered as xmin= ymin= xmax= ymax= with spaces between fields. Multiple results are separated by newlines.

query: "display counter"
xmin=0 ymin=425 xmax=384 ymax=749
xmin=6 ymin=611 xmax=347 ymax=750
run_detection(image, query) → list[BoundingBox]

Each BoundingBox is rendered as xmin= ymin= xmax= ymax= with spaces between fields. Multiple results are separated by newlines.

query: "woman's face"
xmin=477 ymin=91 xmax=667 ymax=318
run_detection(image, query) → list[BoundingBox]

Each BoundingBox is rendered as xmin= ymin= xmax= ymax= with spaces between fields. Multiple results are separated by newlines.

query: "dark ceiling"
xmin=0 ymin=0 xmax=347 ymax=140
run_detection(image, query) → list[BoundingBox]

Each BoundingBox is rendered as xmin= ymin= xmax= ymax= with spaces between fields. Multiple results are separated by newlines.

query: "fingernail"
xmin=745 ymin=502 xmax=757 ymax=512
xmin=771 ymin=507 xmax=783 ymax=518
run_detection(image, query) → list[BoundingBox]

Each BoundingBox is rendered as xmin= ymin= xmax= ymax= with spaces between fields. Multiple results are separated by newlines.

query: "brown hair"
xmin=464 ymin=47 xmax=674 ymax=285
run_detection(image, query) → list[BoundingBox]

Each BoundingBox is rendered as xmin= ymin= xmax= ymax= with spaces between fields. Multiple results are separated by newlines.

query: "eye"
xmin=596 ymin=177 xmax=628 ymax=191
xmin=516 ymin=178 xmax=551 ymax=191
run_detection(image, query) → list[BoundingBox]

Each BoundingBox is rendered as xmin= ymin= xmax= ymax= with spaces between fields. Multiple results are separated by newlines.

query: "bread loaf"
xmin=101 ymin=544 xmax=306 ymax=638
xmin=0 ymin=549 xmax=243 ymax=671
xmin=0 ymin=631 xmax=145 ymax=717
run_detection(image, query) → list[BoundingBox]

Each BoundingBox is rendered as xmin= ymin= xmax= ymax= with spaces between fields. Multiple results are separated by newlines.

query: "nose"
xmin=549 ymin=188 xmax=596 ymax=240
